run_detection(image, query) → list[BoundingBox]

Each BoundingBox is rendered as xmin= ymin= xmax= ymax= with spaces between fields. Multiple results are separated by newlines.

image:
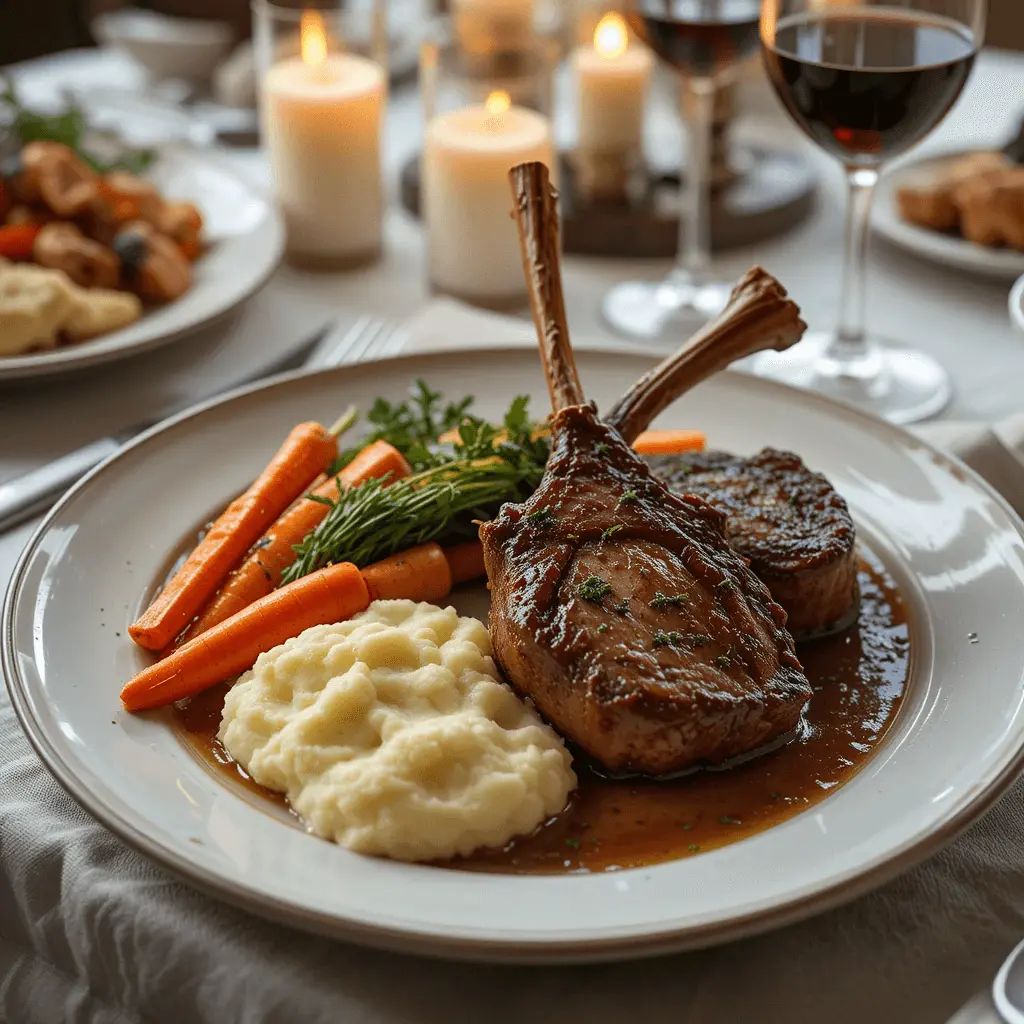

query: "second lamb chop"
xmin=481 ymin=162 xmax=813 ymax=776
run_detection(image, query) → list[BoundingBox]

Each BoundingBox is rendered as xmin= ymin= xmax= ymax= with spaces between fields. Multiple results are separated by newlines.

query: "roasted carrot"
xmin=169 ymin=440 xmax=411 ymax=650
xmin=129 ymin=421 xmax=338 ymax=652
xmin=444 ymin=540 xmax=485 ymax=585
xmin=0 ymin=222 xmax=42 ymax=260
xmin=121 ymin=562 xmax=370 ymax=712
xmin=361 ymin=542 xmax=453 ymax=603
xmin=631 ymin=430 xmax=706 ymax=455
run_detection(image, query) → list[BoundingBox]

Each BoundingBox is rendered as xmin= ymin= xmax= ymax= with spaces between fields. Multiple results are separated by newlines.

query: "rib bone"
xmin=607 ymin=269 xmax=806 ymax=443
xmin=510 ymin=162 xmax=583 ymax=413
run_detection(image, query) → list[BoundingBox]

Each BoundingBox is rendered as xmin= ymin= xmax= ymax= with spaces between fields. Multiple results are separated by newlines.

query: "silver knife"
xmin=0 ymin=321 xmax=334 ymax=533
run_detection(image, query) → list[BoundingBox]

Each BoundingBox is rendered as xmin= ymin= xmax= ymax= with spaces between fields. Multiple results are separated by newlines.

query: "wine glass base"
xmin=746 ymin=331 xmax=952 ymax=425
xmin=602 ymin=275 xmax=734 ymax=341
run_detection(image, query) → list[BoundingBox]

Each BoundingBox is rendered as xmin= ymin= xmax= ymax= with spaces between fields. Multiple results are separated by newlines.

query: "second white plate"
xmin=873 ymin=151 xmax=1024 ymax=282
xmin=0 ymin=146 xmax=284 ymax=382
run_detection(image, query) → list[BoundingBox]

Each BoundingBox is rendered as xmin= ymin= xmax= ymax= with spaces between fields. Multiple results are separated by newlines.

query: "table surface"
xmin=1 ymin=43 xmax=1023 ymax=1024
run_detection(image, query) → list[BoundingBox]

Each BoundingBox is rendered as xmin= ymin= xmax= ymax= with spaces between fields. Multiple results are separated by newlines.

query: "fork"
xmin=0 ymin=316 xmax=408 ymax=533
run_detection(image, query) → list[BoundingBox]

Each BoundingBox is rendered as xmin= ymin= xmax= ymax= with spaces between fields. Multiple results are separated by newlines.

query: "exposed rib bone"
xmin=509 ymin=161 xmax=583 ymax=414
xmin=607 ymin=268 xmax=807 ymax=443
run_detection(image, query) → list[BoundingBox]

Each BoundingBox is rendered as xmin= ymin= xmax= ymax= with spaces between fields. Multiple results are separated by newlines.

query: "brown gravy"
xmin=174 ymin=550 xmax=909 ymax=874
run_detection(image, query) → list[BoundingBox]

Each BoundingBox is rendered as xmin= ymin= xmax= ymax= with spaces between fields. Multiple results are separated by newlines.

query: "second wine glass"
xmin=753 ymin=0 xmax=985 ymax=423
xmin=602 ymin=0 xmax=762 ymax=340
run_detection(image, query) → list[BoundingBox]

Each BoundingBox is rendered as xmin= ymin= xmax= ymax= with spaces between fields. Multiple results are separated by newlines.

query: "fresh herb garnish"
xmin=598 ymin=623 xmax=610 ymax=633
xmin=688 ymin=633 xmax=712 ymax=647
xmin=650 ymin=592 xmax=688 ymax=609
xmin=593 ymin=442 xmax=608 ymax=455
xmin=714 ymin=655 xmax=732 ymax=669
xmin=688 ymin=844 xmax=700 ymax=852
xmin=565 ymin=838 xmax=581 ymax=849
xmin=526 ymin=507 xmax=554 ymax=528
xmin=283 ymin=394 xmax=548 ymax=581
xmin=718 ymin=816 xmax=741 ymax=825
xmin=618 ymin=489 xmax=639 ymax=506
xmin=613 ymin=599 xmax=630 ymax=615
xmin=717 ymin=579 xmax=737 ymax=594
xmin=653 ymin=630 xmax=685 ymax=649
xmin=601 ymin=524 xmax=624 ymax=541
xmin=578 ymin=576 xmax=612 ymax=603
xmin=0 ymin=78 xmax=155 ymax=174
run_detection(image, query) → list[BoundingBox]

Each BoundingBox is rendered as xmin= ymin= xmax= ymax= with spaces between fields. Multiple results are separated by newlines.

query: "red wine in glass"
xmin=762 ymin=11 xmax=976 ymax=163
xmin=628 ymin=0 xmax=763 ymax=79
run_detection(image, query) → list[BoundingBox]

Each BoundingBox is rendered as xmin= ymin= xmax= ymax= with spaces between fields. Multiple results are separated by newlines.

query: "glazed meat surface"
xmin=646 ymin=448 xmax=858 ymax=637
xmin=482 ymin=407 xmax=813 ymax=775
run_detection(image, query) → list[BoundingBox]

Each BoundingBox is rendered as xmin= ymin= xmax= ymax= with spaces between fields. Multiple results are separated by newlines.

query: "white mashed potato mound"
xmin=219 ymin=600 xmax=576 ymax=861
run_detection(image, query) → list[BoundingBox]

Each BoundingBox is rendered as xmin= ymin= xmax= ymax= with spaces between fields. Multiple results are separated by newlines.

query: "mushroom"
xmin=15 ymin=142 xmax=99 ymax=219
xmin=113 ymin=220 xmax=191 ymax=302
xmin=33 ymin=222 xmax=120 ymax=290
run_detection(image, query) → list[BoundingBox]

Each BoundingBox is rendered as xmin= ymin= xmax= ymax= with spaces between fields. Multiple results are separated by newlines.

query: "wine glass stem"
xmin=831 ymin=166 xmax=880 ymax=365
xmin=674 ymin=76 xmax=715 ymax=283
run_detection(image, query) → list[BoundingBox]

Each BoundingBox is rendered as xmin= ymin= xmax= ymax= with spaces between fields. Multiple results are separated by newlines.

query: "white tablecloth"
xmin=2 ymin=45 xmax=1024 ymax=1024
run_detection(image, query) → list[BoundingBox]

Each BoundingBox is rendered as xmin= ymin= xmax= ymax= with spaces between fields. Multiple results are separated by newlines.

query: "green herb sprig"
xmin=283 ymin=394 xmax=548 ymax=581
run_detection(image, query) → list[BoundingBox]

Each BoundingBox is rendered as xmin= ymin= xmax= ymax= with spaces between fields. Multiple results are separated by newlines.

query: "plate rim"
xmin=873 ymin=149 xmax=1024 ymax=282
xmin=6 ymin=345 xmax=1024 ymax=963
xmin=0 ymin=148 xmax=285 ymax=382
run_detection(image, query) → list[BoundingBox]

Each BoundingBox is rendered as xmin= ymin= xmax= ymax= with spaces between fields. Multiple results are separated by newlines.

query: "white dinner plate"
xmin=0 ymin=146 xmax=284 ymax=382
xmin=7 ymin=347 xmax=1024 ymax=963
xmin=873 ymin=151 xmax=1024 ymax=282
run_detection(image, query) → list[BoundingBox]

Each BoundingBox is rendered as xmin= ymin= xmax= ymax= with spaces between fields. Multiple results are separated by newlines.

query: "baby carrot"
xmin=121 ymin=562 xmax=370 ymax=712
xmin=361 ymin=543 xmax=453 ymax=603
xmin=444 ymin=540 xmax=485 ymax=585
xmin=631 ymin=430 xmax=706 ymax=456
xmin=169 ymin=440 xmax=411 ymax=650
xmin=129 ymin=421 xmax=338 ymax=652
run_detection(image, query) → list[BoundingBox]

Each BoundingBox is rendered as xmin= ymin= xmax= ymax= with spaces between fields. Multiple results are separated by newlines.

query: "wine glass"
xmin=755 ymin=0 xmax=986 ymax=424
xmin=602 ymin=0 xmax=763 ymax=339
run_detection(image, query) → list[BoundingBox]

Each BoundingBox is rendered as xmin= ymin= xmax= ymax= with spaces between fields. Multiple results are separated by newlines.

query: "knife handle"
xmin=0 ymin=437 xmax=124 ymax=532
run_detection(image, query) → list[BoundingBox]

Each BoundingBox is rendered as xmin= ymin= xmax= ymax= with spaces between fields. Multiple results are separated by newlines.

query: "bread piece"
xmin=0 ymin=263 xmax=76 ymax=355
xmin=62 ymin=285 xmax=142 ymax=340
xmin=896 ymin=151 xmax=1010 ymax=231
xmin=956 ymin=168 xmax=1024 ymax=250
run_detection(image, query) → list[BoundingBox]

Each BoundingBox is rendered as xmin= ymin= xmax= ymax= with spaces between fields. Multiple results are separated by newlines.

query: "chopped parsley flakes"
xmin=525 ymin=507 xmax=554 ymax=527
xmin=618 ymin=489 xmax=639 ymax=506
xmin=601 ymin=524 xmax=624 ymax=541
xmin=650 ymin=591 xmax=688 ymax=610
xmin=653 ymin=630 xmax=685 ymax=649
xmin=578 ymin=575 xmax=612 ymax=603
xmin=613 ymin=598 xmax=630 ymax=615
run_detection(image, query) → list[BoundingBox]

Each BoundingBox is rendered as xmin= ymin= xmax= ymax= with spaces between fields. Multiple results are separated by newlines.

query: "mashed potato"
xmin=219 ymin=600 xmax=576 ymax=861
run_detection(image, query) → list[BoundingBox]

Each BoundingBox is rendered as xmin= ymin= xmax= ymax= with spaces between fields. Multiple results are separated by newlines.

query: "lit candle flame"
xmin=301 ymin=9 xmax=328 ymax=68
xmin=485 ymin=90 xmax=512 ymax=116
xmin=594 ymin=12 xmax=629 ymax=59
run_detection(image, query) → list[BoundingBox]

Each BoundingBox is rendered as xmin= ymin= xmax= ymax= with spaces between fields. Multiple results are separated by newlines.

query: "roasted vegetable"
xmin=33 ymin=221 xmax=119 ymax=289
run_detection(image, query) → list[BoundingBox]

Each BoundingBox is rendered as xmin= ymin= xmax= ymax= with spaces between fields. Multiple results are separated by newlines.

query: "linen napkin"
xmin=5 ymin=299 xmax=1024 ymax=1024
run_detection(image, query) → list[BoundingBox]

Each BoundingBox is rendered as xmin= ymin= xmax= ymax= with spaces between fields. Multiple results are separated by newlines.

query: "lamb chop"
xmin=641 ymin=449 xmax=858 ymax=637
xmin=480 ymin=162 xmax=813 ymax=776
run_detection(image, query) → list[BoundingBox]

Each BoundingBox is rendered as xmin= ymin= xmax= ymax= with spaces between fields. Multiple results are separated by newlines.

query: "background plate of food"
xmin=872 ymin=141 xmax=1024 ymax=281
xmin=0 ymin=89 xmax=284 ymax=381
xmin=7 ymin=338 xmax=1024 ymax=963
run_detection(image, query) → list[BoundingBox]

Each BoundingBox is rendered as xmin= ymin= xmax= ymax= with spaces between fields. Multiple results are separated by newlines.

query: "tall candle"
xmin=263 ymin=11 xmax=384 ymax=266
xmin=424 ymin=92 xmax=554 ymax=307
xmin=573 ymin=12 xmax=652 ymax=155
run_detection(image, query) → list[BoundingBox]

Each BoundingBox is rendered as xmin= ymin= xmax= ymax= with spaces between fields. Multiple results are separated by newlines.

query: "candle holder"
xmin=253 ymin=0 xmax=388 ymax=268
xmin=568 ymin=6 xmax=652 ymax=204
xmin=416 ymin=15 xmax=557 ymax=309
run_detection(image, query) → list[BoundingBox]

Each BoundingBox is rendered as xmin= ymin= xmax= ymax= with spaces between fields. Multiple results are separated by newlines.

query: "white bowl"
xmin=92 ymin=9 xmax=234 ymax=86
xmin=1012 ymin=275 xmax=1024 ymax=337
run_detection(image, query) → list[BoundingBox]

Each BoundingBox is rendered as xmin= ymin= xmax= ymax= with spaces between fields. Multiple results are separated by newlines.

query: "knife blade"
xmin=0 ymin=320 xmax=334 ymax=534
